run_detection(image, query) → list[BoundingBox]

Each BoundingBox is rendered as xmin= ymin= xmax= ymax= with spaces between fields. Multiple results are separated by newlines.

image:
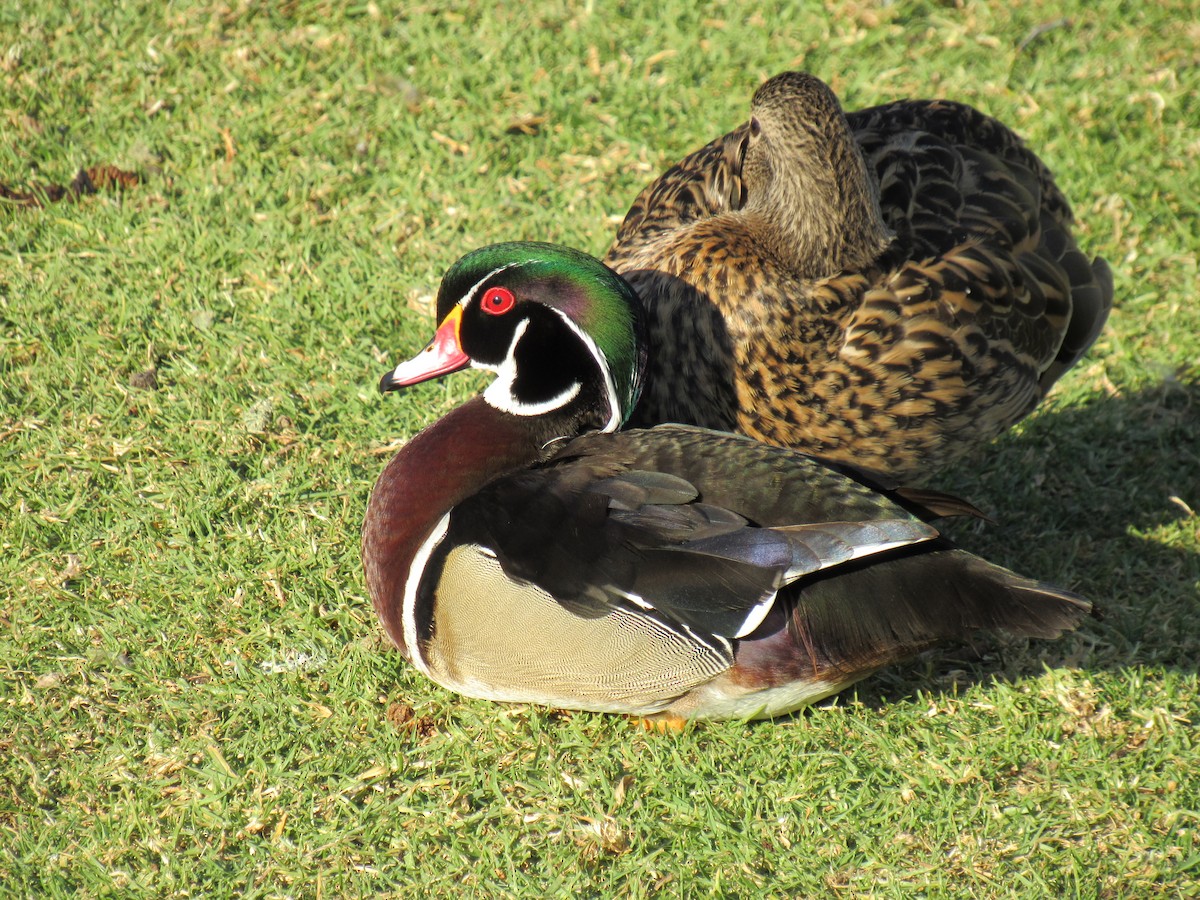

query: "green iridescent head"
xmin=420 ymin=241 xmax=647 ymax=430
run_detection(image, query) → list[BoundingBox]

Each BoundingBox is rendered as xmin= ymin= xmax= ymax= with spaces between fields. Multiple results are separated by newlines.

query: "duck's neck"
xmin=362 ymin=396 xmax=561 ymax=658
xmin=747 ymin=128 xmax=892 ymax=280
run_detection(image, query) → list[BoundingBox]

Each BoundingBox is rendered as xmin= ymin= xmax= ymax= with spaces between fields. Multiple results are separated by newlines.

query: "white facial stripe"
xmin=459 ymin=261 xmax=526 ymax=310
xmin=486 ymin=379 xmax=582 ymax=415
xmin=476 ymin=316 xmax=529 ymax=379
xmin=464 ymin=264 xmax=622 ymax=428
xmin=480 ymin=316 xmax=585 ymax=416
xmin=551 ymin=310 xmax=622 ymax=432
xmin=401 ymin=512 xmax=450 ymax=676
xmin=477 ymin=316 xmax=527 ymax=403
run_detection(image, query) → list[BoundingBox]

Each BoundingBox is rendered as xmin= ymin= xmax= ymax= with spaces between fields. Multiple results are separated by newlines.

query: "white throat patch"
xmin=479 ymin=316 xmax=585 ymax=417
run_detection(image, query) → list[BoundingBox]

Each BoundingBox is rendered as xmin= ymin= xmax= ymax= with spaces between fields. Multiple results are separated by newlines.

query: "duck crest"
xmin=439 ymin=242 xmax=648 ymax=429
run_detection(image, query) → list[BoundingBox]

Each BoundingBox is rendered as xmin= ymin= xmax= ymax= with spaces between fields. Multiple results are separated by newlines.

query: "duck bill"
xmin=379 ymin=307 xmax=469 ymax=392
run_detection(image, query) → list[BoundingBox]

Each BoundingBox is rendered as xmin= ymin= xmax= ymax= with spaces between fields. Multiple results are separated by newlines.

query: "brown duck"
xmin=604 ymin=72 xmax=1113 ymax=481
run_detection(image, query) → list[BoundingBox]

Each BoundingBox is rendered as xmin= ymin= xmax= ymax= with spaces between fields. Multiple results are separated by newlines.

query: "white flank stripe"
xmin=678 ymin=621 xmax=733 ymax=659
xmin=610 ymin=587 xmax=733 ymax=658
xmin=780 ymin=536 xmax=930 ymax=582
xmin=608 ymin=587 xmax=653 ymax=610
xmin=734 ymin=591 xmax=779 ymax=639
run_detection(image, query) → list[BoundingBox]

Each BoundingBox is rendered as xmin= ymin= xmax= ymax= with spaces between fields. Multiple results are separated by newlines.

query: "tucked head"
xmin=381 ymin=242 xmax=647 ymax=432
xmin=739 ymin=72 xmax=891 ymax=276
xmin=745 ymin=72 xmax=848 ymax=162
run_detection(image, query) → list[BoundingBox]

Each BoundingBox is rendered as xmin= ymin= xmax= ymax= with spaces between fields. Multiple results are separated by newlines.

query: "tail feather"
xmin=1040 ymin=222 xmax=1115 ymax=392
xmin=784 ymin=547 xmax=1093 ymax=679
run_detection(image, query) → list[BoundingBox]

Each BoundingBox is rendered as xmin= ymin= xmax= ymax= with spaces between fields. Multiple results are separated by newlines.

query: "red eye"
xmin=481 ymin=286 xmax=515 ymax=316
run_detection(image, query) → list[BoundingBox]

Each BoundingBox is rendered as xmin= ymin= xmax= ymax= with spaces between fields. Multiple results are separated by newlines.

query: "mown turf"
xmin=2 ymin=1 xmax=1198 ymax=897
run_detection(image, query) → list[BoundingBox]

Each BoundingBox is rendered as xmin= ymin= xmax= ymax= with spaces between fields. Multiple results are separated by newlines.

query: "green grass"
xmin=3 ymin=1 xmax=1198 ymax=896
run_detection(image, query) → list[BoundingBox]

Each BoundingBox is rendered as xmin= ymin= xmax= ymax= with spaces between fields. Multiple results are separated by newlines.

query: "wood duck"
xmin=604 ymin=72 xmax=1114 ymax=482
xmin=362 ymin=242 xmax=1093 ymax=722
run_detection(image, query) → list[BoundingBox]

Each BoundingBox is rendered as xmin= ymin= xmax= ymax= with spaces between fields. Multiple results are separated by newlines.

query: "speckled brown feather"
xmin=604 ymin=73 xmax=1113 ymax=480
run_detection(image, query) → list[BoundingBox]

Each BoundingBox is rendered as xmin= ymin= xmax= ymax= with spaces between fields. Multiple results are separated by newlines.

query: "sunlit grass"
xmin=2 ymin=1 xmax=1197 ymax=896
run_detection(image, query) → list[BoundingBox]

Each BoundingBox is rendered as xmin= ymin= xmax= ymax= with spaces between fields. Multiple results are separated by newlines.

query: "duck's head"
xmin=381 ymin=242 xmax=647 ymax=434
xmin=740 ymin=72 xmax=891 ymax=276
xmin=744 ymin=72 xmax=850 ymax=173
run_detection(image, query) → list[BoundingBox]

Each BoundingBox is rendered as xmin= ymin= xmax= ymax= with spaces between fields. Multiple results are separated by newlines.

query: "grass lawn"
xmin=2 ymin=1 xmax=1197 ymax=896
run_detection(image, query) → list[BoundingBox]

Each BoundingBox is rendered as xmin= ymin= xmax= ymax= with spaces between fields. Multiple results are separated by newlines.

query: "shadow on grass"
xmin=826 ymin=374 xmax=1200 ymax=710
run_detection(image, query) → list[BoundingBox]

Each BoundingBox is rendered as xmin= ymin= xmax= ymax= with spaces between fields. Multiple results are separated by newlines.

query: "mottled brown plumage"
xmin=605 ymin=72 xmax=1113 ymax=480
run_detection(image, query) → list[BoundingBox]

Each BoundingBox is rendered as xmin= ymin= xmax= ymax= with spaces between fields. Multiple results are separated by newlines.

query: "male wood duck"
xmin=604 ymin=72 xmax=1114 ymax=481
xmin=362 ymin=242 xmax=1092 ymax=722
